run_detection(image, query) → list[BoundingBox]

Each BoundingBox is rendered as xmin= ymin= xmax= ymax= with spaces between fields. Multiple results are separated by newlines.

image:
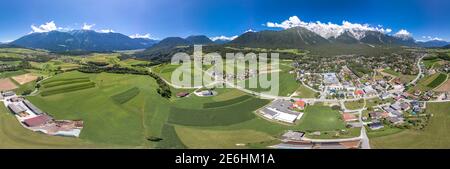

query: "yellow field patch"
xmin=0 ymin=78 xmax=18 ymax=91
xmin=434 ymin=79 xmax=450 ymax=92
xmin=11 ymin=73 xmax=38 ymax=85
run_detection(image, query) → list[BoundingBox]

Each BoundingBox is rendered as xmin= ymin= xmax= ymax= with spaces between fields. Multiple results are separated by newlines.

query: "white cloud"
xmin=394 ymin=29 xmax=411 ymax=36
xmin=421 ymin=36 xmax=443 ymax=41
xmin=244 ymin=29 xmax=255 ymax=33
xmin=394 ymin=29 xmax=412 ymax=39
xmin=82 ymin=23 xmax=95 ymax=30
xmin=1 ymin=40 xmax=12 ymax=43
xmin=98 ymin=29 xmax=115 ymax=33
xmin=265 ymin=16 xmax=393 ymax=40
xmin=210 ymin=35 xmax=238 ymax=41
xmin=129 ymin=33 xmax=152 ymax=39
xmin=30 ymin=21 xmax=59 ymax=33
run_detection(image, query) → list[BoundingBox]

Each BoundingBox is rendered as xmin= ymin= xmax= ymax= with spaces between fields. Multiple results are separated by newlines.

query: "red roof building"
xmin=342 ymin=113 xmax=358 ymax=122
xmin=354 ymin=90 xmax=365 ymax=95
xmin=293 ymin=100 xmax=306 ymax=110
xmin=23 ymin=115 xmax=52 ymax=127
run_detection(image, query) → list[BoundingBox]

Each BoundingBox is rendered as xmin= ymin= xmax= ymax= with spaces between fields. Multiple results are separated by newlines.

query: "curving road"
xmin=408 ymin=54 xmax=425 ymax=86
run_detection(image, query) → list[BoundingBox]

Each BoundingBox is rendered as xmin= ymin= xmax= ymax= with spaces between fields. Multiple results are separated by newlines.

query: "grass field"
xmin=211 ymin=88 xmax=246 ymax=101
xmin=408 ymin=73 xmax=445 ymax=92
xmin=1 ymin=68 xmax=355 ymax=148
xmin=28 ymin=71 xmax=173 ymax=146
xmin=41 ymin=78 xmax=90 ymax=88
xmin=344 ymin=99 xmax=365 ymax=110
xmin=203 ymin=95 xmax=252 ymax=108
xmin=382 ymin=69 xmax=400 ymax=76
xmin=365 ymin=98 xmax=394 ymax=108
xmin=294 ymin=85 xmax=318 ymax=98
xmin=0 ymin=70 xmax=28 ymax=78
xmin=398 ymin=74 xmax=416 ymax=84
xmin=174 ymin=126 xmax=275 ymax=148
xmin=435 ymin=79 xmax=450 ymax=92
xmin=295 ymin=104 xmax=346 ymax=132
xmin=168 ymin=97 xmax=270 ymax=126
xmin=40 ymin=82 xmax=96 ymax=96
xmin=111 ymin=87 xmax=141 ymax=104
xmin=423 ymin=58 xmax=440 ymax=69
xmin=244 ymin=64 xmax=299 ymax=97
xmin=155 ymin=124 xmax=186 ymax=149
xmin=154 ymin=63 xmax=205 ymax=87
xmin=426 ymin=73 xmax=447 ymax=88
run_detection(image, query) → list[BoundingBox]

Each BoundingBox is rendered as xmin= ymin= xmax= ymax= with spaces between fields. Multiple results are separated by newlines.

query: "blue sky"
xmin=0 ymin=0 xmax=449 ymax=42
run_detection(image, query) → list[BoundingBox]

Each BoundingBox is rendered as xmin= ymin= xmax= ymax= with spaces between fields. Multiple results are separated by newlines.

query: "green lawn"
xmin=203 ymin=95 xmax=252 ymax=108
xmin=398 ymin=74 xmax=416 ymax=84
xmin=168 ymin=97 xmax=270 ymax=126
xmin=383 ymin=69 xmax=400 ymax=76
xmin=370 ymin=102 xmax=450 ymax=148
xmin=244 ymin=64 xmax=299 ymax=97
xmin=427 ymin=73 xmax=447 ymax=88
xmin=294 ymin=85 xmax=318 ymax=98
xmin=154 ymin=63 xmax=204 ymax=87
xmin=409 ymin=73 xmax=447 ymax=92
xmin=111 ymin=87 xmax=140 ymax=104
xmin=344 ymin=99 xmax=365 ymax=110
xmin=27 ymin=71 xmax=173 ymax=147
xmin=295 ymin=104 xmax=346 ymax=132
xmin=174 ymin=126 xmax=276 ymax=149
xmin=365 ymin=98 xmax=394 ymax=108
xmin=1 ymin=68 xmax=356 ymax=148
xmin=0 ymin=70 xmax=28 ymax=78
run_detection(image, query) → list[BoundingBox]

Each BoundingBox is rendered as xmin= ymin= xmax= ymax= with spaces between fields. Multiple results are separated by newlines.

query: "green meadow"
xmin=1 ymin=69 xmax=354 ymax=148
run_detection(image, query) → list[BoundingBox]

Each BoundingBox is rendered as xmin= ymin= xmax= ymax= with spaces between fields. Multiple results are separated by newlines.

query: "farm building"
xmin=260 ymin=100 xmax=303 ymax=124
xmin=22 ymin=114 xmax=52 ymax=127
xmin=7 ymin=104 xmax=27 ymax=114
xmin=22 ymin=100 xmax=44 ymax=115
xmin=2 ymin=91 xmax=15 ymax=97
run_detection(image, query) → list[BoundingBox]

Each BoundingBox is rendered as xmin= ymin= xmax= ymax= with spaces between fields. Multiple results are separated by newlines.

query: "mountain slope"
xmin=185 ymin=35 xmax=214 ymax=45
xmin=329 ymin=31 xmax=359 ymax=44
xmin=11 ymin=30 xmax=158 ymax=52
xmin=213 ymin=39 xmax=231 ymax=44
xmin=229 ymin=27 xmax=330 ymax=49
xmin=417 ymin=40 xmax=450 ymax=48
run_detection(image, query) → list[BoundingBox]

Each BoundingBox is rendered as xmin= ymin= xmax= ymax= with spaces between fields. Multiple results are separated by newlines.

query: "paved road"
xmin=360 ymin=127 xmax=371 ymax=149
xmin=408 ymin=54 xmax=425 ymax=86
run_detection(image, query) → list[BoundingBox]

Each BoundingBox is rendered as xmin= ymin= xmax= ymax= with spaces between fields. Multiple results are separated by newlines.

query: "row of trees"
xmin=0 ymin=60 xmax=32 ymax=72
xmin=78 ymin=64 xmax=172 ymax=98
